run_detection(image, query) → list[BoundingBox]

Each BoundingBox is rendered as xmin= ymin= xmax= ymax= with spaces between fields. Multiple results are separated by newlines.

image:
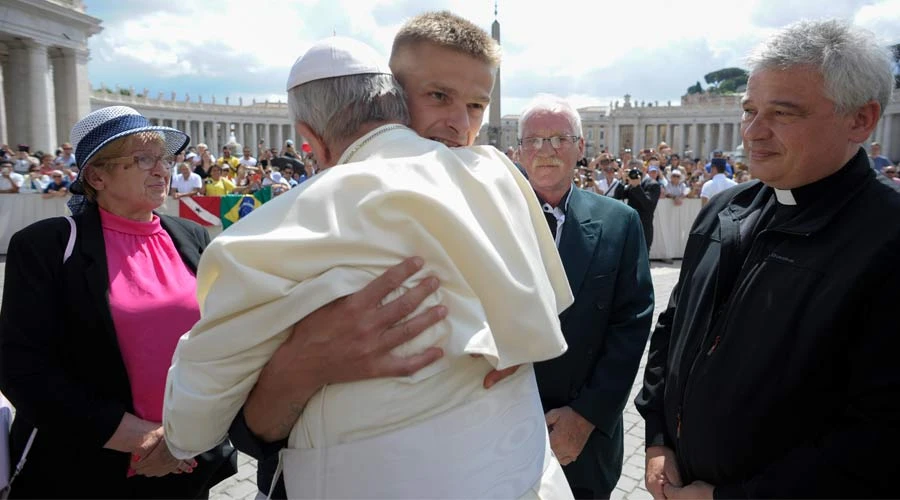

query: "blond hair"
xmin=391 ymin=11 xmax=501 ymax=67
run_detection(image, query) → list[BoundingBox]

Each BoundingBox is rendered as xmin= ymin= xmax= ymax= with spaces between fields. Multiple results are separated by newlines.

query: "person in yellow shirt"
xmin=201 ymin=164 xmax=234 ymax=196
xmin=216 ymin=146 xmax=241 ymax=177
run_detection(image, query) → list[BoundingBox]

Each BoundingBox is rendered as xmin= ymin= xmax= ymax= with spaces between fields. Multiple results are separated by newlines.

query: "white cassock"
xmin=164 ymin=125 xmax=576 ymax=499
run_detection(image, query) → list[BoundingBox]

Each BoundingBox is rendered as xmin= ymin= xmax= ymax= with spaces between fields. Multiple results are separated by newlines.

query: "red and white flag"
xmin=179 ymin=197 xmax=222 ymax=227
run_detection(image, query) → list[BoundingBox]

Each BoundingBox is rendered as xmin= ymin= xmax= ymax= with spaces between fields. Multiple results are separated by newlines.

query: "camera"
xmin=627 ymin=168 xmax=642 ymax=180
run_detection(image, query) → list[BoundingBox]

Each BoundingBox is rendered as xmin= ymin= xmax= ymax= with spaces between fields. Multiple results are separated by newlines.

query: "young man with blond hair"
xmin=220 ymin=11 xmax=566 ymax=499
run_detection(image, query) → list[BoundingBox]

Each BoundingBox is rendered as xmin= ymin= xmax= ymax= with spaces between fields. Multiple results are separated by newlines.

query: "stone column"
xmin=52 ymin=48 xmax=90 ymax=148
xmin=635 ymin=121 xmax=645 ymax=151
xmin=233 ymin=122 xmax=242 ymax=146
xmin=7 ymin=41 xmax=54 ymax=151
xmin=283 ymin=124 xmax=293 ymax=147
xmin=703 ymin=123 xmax=712 ymax=158
xmin=207 ymin=121 xmax=215 ymax=150
xmin=274 ymin=124 xmax=283 ymax=151
xmin=716 ymin=122 xmax=728 ymax=151
xmin=611 ymin=122 xmax=619 ymax=155
xmin=187 ymin=121 xmax=196 ymax=145
xmin=248 ymin=123 xmax=258 ymax=154
xmin=670 ymin=124 xmax=679 ymax=154
xmin=213 ymin=121 xmax=222 ymax=153
xmin=0 ymin=59 xmax=7 ymax=146
xmin=732 ymin=122 xmax=741 ymax=151
xmin=688 ymin=124 xmax=698 ymax=156
xmin=5 ymin=43 xmax=28 ymax=148
xmin=882 ymin=114 xmax=893 ymax=158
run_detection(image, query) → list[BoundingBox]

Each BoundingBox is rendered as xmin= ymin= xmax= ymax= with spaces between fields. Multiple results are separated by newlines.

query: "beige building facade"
xmin=0 ymin=0 xmax=101 ymax=151
xmin=489 ymin=91 xmax=900 ymax=161
xmin=90 ymin=90 xmax=296 ymax=155
xmin=4 ymin=1 xmax=899 ymax=164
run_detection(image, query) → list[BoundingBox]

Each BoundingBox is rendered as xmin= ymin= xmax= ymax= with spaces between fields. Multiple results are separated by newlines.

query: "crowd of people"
xmin=0 ymin=11 xmax=898 ymax=500
xmin=173 ymin=142 xmax=316 ymax=198
xmin=0 ymin=139 xmax=317 ymax=201
xmin=559 ymin=141 xmax=899 ymax=201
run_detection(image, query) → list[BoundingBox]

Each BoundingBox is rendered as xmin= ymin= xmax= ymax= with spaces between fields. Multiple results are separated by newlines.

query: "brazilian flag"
xmin=220 ymin=187 xmax=273 ymax=228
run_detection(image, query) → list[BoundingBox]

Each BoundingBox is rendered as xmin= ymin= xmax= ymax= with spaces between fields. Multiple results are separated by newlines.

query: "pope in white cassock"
xmin=163 ymin=37 xmax=576 ymax=499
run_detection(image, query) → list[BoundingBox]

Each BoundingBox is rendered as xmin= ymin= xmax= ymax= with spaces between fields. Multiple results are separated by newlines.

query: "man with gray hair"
xmin=164 ymin=37 xmax=576 ymax=498
xmin=517 ymin=93 xmax=654 ymax=499
xmin=635 ymin=19 xmax=899 ymax=498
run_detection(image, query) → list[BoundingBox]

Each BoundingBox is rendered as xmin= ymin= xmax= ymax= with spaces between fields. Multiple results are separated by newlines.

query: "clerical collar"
xmin=773 ymin=189 xmax=797 ymax=206
xmin=769 ymin=148 xmax=869 ymax=207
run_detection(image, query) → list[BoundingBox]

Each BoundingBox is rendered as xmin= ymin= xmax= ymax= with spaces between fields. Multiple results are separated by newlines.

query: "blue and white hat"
xmin=66 ymin=106 xmax=189 ymax=215
xmin=69 ymin=106 xmax=189 ymax=195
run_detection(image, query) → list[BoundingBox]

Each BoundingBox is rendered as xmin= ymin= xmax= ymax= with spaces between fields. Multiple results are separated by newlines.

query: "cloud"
xmin=84 ymin=0 xmax=900 ymax=117
xmin=855 ymin=0 xmax=900 ymax=43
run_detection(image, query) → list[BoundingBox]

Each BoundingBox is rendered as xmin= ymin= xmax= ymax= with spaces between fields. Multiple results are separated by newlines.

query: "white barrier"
xmin=1 ymin=195 xmax=701 ymax=258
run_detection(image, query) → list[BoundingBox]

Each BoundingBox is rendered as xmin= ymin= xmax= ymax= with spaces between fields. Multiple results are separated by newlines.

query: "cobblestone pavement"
xmin=0 ymin=256 xmax=679 ymax=500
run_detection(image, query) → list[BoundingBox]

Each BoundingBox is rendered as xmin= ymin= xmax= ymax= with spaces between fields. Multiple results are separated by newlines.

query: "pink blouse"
xmin=100 ymin=208 xmax=201 ymax=423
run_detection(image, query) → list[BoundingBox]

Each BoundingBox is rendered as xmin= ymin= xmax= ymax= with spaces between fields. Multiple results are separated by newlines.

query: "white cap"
xmin=286 ymin=36 xmax=391 ymax=91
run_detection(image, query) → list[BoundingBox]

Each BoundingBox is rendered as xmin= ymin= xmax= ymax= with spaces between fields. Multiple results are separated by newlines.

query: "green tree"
xmin=687 ymin=81 xmax=703 ymax=94
xmin=703 ymin=67 xmax=748 ymax=94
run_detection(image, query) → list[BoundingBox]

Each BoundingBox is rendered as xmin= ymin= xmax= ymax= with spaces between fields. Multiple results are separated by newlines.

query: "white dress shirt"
xmin=701 ymin=173 xmax=738 ymax=201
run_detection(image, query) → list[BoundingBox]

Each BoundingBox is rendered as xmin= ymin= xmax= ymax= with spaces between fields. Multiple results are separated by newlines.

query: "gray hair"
xmin=627 ymin=159 xmax=644 ymax=170
xmin=518 ymin=93 xmax=583 ymax=140
xmin=287 ymin=73 xmax=410 ymax=145
xmin=746 ymin=19 xmax=894 ymax=116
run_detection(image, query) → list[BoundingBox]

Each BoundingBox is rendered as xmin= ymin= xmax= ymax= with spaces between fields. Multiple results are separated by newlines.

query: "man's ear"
xmin=848 ymin=100 xmax=881 ymax=144
xmin=294 ymin=122 xmax=331 ymax=167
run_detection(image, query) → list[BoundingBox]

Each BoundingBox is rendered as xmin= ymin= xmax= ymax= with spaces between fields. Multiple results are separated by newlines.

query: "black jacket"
xmin=622 ymin=177 xmax=660 ymax=248
xmin=534 ymin=187 xmax=654 ymax=496
xmin=0 ymin=205 xmax=236 ymax=498
xmin=635 ymin=148 xmax=900 ymax=498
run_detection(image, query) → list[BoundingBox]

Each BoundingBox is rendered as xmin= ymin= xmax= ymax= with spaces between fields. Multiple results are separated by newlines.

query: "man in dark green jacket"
xmin=519 ymin=93 xmax=654 ymax=499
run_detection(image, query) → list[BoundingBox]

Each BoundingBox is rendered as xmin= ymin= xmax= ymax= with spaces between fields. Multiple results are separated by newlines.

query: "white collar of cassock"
xmin=773 ymin=188 xmax=797 ymax=206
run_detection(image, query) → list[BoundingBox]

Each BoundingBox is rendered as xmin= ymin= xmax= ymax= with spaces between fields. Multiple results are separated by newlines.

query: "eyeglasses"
xmin=518 ymin=135 xmax=580 ymax=151
xmin=105 ymin=154 xmax=175 ymax=170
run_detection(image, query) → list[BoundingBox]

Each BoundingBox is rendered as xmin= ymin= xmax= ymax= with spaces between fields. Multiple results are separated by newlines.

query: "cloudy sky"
xmin=83 ymin=0 xmax=900 ymax=120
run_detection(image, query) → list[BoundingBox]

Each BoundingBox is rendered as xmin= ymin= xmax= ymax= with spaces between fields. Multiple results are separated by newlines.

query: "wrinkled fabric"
xmin=164 ymin=127 xmax=573 ymax=468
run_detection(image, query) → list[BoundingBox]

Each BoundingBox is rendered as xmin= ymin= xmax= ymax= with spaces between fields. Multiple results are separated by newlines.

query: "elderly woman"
xmin=0 ymin=106 xmax=236 ymax=498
